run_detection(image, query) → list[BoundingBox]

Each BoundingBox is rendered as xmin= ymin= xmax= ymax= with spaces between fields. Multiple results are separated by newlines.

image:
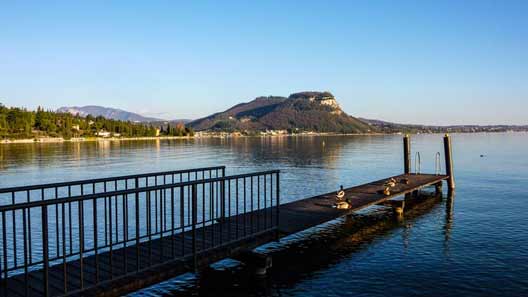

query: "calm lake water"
xmin=1 ymin=133 xmax=527 ymax=296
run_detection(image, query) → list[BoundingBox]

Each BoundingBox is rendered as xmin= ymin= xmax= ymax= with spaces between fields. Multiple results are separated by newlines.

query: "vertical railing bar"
xmin=154 ymin=179 xmax=158 ymax=235
xmin=202 ymin=183 xmax=206 ymax=250
xmin=210 ymin=181 xmax=214 ymax=247
xmin=220 ymin=179 xmax=224 ymax=245
xmin=236 ymin=178 xmax=239 ymax=239
xmin=192 ymin=184 xmax=197 ymax=272
xmin=270 ymin=174 xmax=274 ymax=230
xmin=114 ymin=185 xmax=118 ymax=250
xmin=163 ymin=175 xmax=167 ymax=232
xmin=228 ymin=179 xmax=231 ymax=241
xmin=55 ymin=187 xmax=60 ymax=258
xmin=123 ymin=193 xmax=128 ymax=273
xmin=62 ymin=202 xmax=67 ymax=293
xmin=243 ymin=178 xmax=247 ymax=237
xmin=93 ymin=196 xmax=99 ymax=284
xmin=187 ymin=172 xmax=190 ymax=225
xmin=180 ymin=187 xmax=184 ymax=257
xmin=104 ymin=183 xmax=108 ymax=246
xmin=2 ymin=211 xmax=7 ymax=282
xmin=109 ymin=195 xmax=114 ymax=278
xmin=135 ymin=178 xmax=140 ymax=272
xmin=79 ymin=186 xmax=84 ymax=289
xmin=0 ymin=210 xmax=4 ymax=296
xmin=264 ymin=174 xmax=267 ymax=229
xmin=147 ymin=191 xmax=152 ymax=266
xmin=276 ymin=172 xmax=280 ymax=239
xmin=171 ymin=187 xmax=175 ymax=259
xmin=251 ymin=176 xmax=254 ymax=233
xmin=257 ymin=175 xmax=260 ymax=231
xmin=215 ymin=173 xmax=219 ymax=226
xmin=12 ymin=192 xmax=17 ymax=268
xmin=42 ymin=205 xmax=49 ymax=297
xmin=68 ymin=187 xmax=72 ymax=256
xmin=27 ymin=190 xmax=33 ymax=265
xmin=159 ymin=189 xmax=163 ymax=262
xmin=23 ymin=207 xmax=29 ymax=297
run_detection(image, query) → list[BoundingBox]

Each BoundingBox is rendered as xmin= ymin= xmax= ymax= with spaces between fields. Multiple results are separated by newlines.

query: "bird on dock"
xmin=400 ymin=178 xmax=410 ymax=185
xmin=336 ymin=185 xmax=345 ymax=200
xmin=335 ymin=201 xmax=350 ymax=209
xmin=384 ymin=178 xmax=397 ymax=188
xmin=334 ymin=185 xmax=350 ymax=209
xmin=383 ymin=187 xmax=391 ymax=196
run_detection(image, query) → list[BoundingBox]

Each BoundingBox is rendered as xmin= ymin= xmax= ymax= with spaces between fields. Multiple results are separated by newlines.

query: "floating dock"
xmin=0 ymin=135 xmax=455 ymax=296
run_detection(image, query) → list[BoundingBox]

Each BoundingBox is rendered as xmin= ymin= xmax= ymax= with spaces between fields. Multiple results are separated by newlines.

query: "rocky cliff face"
xmin=289 ymin=91 xmax=339 ymax=106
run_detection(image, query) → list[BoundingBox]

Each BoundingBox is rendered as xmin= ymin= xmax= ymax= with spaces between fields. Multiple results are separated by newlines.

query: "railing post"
xmin=42 ymin=205 xmax=49 ymax=297
xmin=191 ymin=184 xmax=198 ymax=272
xmin=403 ymin=134 xmax=411 ymax=174
xmin=443 ymin=134 xmax=456 ymax=190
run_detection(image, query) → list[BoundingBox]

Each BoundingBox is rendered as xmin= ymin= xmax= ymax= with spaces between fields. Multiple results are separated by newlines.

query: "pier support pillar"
xmin=443 ymin=134 xmax=455 ymax=190
xmin=234 ymin=250 xmax=273 ymax=276
xmin=379 ymin=200 xmax=405 ymax=217
xmin=393 ymin=200 xmax=405 ymax=216
xmin=435 ymin=182 xmax=443 ymax=194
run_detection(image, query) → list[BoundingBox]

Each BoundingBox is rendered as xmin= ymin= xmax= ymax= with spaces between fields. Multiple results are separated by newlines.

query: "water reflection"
xmin=443 ymin=190 xmax=455 ymax=256
xmin=133 ymin=190 xmax=451 ymax=297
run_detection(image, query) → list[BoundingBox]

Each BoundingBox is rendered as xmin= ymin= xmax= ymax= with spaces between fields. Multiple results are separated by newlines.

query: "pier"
xmin=0 ymin=135 xmax=455 ymax=296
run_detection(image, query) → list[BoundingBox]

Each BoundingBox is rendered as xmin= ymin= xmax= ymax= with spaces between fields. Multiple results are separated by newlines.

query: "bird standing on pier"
xmin=335 ymin=185 xmax=350 ymax=209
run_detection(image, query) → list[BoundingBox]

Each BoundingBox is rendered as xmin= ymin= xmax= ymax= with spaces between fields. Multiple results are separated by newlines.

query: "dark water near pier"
xmin=1 ymin=133 xmax=527 ymax=296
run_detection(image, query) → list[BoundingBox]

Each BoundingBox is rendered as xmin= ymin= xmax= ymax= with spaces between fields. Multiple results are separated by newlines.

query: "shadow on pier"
xmin=138 ymin=191 xmax=455 ymax=297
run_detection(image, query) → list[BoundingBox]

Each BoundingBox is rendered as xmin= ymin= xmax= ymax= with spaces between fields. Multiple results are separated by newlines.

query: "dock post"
xmin=443 ymin=134 xmax=455 ymax=190
xmin=403 ymin=135 xmax=412 ymax=199
xmin=403 ymin=135 xmax=411 ymax=175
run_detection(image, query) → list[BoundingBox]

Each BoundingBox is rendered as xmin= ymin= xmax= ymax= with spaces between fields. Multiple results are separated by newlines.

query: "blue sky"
xmin=1 ymin=0 xmax=527 ymax=125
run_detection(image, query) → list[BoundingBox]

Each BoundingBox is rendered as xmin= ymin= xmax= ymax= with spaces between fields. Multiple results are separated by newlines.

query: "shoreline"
xmin=1 ymin=130 xmax=525 ymax=145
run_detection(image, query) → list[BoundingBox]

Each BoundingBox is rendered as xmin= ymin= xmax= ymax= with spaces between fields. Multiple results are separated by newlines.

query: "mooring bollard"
xmin=443 ymin=134 xmax=455 ymax=190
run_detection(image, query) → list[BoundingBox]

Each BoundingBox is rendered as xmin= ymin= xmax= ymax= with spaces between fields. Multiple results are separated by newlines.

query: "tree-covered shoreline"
xmin=0 ymin=103 xmax=194 ymax=140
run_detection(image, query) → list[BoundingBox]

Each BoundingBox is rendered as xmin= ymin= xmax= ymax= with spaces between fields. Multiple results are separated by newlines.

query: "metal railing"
xmin=0 ymin=169 xmax=280 ymax=296
xmin=0 ymin=166 xmax=226 ymax=204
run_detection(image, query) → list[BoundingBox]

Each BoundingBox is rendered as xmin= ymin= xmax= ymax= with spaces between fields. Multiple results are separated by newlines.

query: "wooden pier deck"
xmin=278 ymin=173 xmax=448 ymax=235
xmin=0 ymin=173 xmax=448 ymax=297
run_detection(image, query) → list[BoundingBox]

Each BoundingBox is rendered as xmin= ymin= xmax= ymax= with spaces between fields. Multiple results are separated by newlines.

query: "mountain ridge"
xmin=57 ymin=105 xmax=164 ymax=122
xmin=189 ymin=92 xmax=372 ymax=133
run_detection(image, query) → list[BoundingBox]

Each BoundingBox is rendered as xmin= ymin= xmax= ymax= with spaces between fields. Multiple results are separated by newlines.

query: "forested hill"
xmin=0 ymin=103 xmax=194 ymax=140
xmin=189 ymin=92 xmax=372 ymax=133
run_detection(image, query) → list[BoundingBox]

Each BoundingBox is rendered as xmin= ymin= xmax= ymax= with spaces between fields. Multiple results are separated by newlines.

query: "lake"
xmin=1 ymin=133 xmax=527 ymax=296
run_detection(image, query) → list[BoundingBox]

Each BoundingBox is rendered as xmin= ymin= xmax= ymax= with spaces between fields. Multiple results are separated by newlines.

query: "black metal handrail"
xmin=0 ymin=166 xmax=226 ymax=194
xmin=0 ymin=166 xmax=226 ymax=205
xmin=0 ymin=170 xmax=279 ymax=211
xmin=0 ymin=169 xmax=280 ymax=297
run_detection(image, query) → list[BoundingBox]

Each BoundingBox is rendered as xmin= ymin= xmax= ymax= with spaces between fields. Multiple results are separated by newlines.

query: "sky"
xmin=1 ymin=0 xmax=527 ymax=125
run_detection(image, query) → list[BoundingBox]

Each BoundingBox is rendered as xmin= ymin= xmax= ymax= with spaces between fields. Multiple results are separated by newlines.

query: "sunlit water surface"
xmin=1 ymin=133 xmax=527 ymax=296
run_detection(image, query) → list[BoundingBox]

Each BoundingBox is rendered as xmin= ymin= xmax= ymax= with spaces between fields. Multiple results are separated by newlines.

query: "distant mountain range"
xmin=56 ymin=99 xmax=528 ymax=134
xmin=57 ymin=105 xmax=190 ymax=123
xmin=188 ymin=92 xmax=371 ymax=133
